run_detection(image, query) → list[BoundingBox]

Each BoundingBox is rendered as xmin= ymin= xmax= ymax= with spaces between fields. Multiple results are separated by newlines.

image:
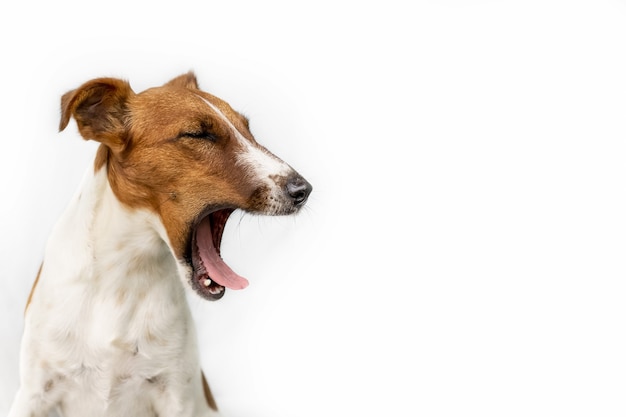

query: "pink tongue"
xmin=196 ymin=218 xmax=249 ymax=290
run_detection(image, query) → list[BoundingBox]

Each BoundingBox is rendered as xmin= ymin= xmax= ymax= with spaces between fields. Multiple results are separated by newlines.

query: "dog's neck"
xmin=41 ymin=166 xmax=186 ymax=310
xmin=91 ymin=172 xmax=174 ymax=282
xmin=30 ymin=166 xmax=192 ymax=361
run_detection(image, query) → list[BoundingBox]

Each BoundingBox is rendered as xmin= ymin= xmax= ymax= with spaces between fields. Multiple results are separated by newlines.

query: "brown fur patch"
xmin=201 ymin=372 xmax=218 ymax=411
xmin=60 ymin=74 xmax=270 ymax=260
xmin=44 ymin=379 xmax=54 ymax=392
xmin=25 ymin=263 xmax=43 ymax=314
xmin=115 ymin=288 xmax=127 ymax=306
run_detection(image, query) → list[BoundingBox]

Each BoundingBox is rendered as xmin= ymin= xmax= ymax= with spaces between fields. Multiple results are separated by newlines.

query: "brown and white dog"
xmin=9 ymin=72 xmax=311 ymax=417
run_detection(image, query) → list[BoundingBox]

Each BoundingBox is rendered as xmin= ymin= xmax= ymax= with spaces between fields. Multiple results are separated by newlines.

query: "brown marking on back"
xmin=201 ymin=371 xmax=219 ymax=411
xmin=25 ymin=263 xmax=43 ymax=315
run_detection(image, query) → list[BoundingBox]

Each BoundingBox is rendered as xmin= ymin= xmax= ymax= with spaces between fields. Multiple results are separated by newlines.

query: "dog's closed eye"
xmin=177 ymin=119 xmax=219 ymax=142
xmin=181 ymin=131 xmax=217 ymax=142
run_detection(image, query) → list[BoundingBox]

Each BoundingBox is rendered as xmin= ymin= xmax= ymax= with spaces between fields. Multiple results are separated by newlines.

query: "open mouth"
xmin=189 ymin=208 xmax=249 ymax=300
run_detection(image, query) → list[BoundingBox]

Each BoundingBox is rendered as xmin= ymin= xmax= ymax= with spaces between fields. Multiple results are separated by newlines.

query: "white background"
xmin=1 ymin=0 xmax=625 ymax=416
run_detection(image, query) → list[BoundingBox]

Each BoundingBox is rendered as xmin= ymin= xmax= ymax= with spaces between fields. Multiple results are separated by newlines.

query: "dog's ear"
xmin=165 ymin=71 xmax=199 ymax=90
xmin=59 ymin=78 xmax=134 ymax=152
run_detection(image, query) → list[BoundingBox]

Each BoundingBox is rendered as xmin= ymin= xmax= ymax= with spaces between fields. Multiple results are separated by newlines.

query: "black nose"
xmin=286 ymin=176 xmax=312 ymax=207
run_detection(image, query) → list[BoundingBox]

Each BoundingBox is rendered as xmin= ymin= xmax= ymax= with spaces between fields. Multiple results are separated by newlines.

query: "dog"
xmin=8 ymin=72 xmax=312 ymax=417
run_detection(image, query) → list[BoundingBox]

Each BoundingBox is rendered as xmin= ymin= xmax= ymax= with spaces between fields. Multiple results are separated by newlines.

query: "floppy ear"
xmin=59 ymin=78 xmax=134 ymax=152
xmin=165 ymin=71 xmax=199 ymax=90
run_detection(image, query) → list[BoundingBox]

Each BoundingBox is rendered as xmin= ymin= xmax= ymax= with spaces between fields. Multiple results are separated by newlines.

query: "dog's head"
xmin=59 ymin=72 xmax=311 ymax=300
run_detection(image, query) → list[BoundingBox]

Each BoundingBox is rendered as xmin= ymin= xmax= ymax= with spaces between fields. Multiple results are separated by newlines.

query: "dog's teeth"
xmin=203 ymin=279 xmax=212 ymax=287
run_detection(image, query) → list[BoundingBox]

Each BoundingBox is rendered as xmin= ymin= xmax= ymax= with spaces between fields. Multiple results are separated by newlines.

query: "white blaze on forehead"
xmin=197 ymin=96 xmax=292 ymax=179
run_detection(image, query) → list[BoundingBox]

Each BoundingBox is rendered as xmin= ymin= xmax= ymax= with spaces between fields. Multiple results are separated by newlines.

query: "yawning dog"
xmin=9 ymin=72 xmax=312 ymax=417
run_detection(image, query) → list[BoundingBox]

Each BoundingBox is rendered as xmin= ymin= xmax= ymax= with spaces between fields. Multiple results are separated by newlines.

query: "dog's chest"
xmin=43 ymin=260 xmax=186 ymax=344
xmin=28 ymin=264 xmax=196 ymax=415
xmin=26 ymin=209 xmax=197 ymax=413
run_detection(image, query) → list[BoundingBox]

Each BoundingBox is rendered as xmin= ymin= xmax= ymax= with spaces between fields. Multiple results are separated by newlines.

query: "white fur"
xmin=199 ymin=97 xmax=294 ymax=214
xmin=9 ymin=168 xmax=218 ymax=417
xmin=10 ymin=78 xmax=310 ymax=417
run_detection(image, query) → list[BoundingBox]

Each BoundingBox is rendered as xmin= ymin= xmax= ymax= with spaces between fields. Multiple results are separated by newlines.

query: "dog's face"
xmin=59 ymin=72 xmax=311 ymax=300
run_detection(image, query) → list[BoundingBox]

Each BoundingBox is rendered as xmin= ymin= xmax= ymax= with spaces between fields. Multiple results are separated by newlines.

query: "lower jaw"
xmin=198 ymin=274 xmax=226 ymax=300
xmin=189 ymin=268 xmax=226 ymax=301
